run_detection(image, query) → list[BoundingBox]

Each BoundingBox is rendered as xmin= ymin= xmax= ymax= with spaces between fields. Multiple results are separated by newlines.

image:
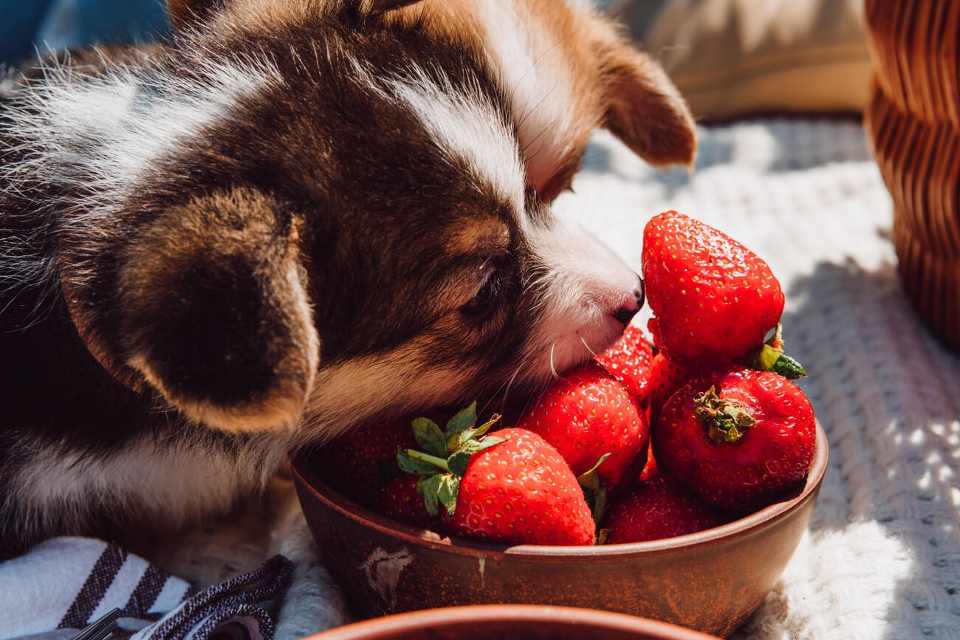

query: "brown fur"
xmin=120 ymin=188 xmax=319 ymax=431
xmin=168 ymin=0 xmax=696 ymax=197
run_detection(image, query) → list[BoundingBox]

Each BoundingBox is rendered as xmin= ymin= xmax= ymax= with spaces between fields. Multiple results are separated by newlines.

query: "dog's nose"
xmin=614 ymin=306 xmax=637 ymax=324
xmin=613 ymin=277 xmax=645 ymax=324
xmin=634 ymin=277 xmax=645 ymax=309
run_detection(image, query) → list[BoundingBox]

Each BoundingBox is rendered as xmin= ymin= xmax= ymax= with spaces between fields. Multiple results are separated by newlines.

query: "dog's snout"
xmin=613 ymin=276 xmax=645 ymax=325
xmin=614 ymin=306 xmax=637 ymax=325
xmin=634 ymin=277 xmax=645 ymax=309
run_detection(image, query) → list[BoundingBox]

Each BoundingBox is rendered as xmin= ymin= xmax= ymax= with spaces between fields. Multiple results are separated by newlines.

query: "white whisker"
xmin=578 ymin=332 xmax=598 ymax=358
xmin=500 ymin=362 xmax=524 ymax=409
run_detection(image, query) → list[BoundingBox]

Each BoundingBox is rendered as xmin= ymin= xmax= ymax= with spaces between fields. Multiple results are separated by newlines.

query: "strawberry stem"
xmin=694 ymin=386 xmax=756 ymax=444
xmin=753 ymin=325 xmax=806 ymax=379
xmin=403 ymin=449 xmax=449 ymax=471
xmin=768 ymin=351 xmax=806 ymax=379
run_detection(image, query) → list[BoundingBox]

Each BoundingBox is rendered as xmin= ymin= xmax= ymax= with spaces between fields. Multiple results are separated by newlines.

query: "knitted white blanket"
xmin=151 ymin=118 xmax=960 ymax=640
xmin=562 ymin=119 xmax=960 ymax=640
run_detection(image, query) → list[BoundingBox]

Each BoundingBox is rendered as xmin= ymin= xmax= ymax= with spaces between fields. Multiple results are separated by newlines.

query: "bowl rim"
xmin=292 ymin=423 xmax=828 ymax=559
xmin=304 ymin=604 xmax=720 ymax=640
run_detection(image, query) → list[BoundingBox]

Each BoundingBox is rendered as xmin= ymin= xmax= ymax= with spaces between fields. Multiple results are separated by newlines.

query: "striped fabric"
xmin=0 ymin=538 xmax=292 ymax=640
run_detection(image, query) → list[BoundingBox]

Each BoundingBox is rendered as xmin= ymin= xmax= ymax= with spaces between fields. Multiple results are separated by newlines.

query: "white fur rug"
xmin=157 ymin=118 xmax=960 ymax=639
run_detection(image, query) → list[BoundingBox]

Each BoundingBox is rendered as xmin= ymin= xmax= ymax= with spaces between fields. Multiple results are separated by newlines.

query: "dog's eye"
xmin=461 ymin=265 xmax=504 ymax=320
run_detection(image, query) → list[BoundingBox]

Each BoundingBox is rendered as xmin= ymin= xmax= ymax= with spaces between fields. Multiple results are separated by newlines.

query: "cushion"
xmin=612 ymin=0 xmax=873 ymax=121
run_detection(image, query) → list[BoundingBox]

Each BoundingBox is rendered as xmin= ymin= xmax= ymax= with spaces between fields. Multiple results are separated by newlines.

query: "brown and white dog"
xmin=0 ymin=0 xmax=695 ymax=554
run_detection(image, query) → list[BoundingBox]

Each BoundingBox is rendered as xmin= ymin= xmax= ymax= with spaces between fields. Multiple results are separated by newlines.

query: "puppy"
xmin=0 ymin=0 xmax=695 ymax=554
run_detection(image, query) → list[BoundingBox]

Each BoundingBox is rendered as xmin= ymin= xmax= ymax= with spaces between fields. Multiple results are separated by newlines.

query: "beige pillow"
xmin=613 ymin=0 xmax=872 ymax=121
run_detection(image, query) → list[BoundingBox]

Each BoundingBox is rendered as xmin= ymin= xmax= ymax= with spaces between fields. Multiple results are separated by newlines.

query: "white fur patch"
xmin=386 ymin=65 xmax=525 ymax=212
xmin=523 ymin=215 xmax=640 ymax=380
xmin=474 ymin=0 xmax=580 ymax=189
xmin=4 ymin=429 xmax=289 ymax=541
xmin=1 ymin=48 xmax=282 ymax=222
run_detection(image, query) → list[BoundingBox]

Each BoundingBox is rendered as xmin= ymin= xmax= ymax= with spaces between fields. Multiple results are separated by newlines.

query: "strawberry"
xmin=653 ymin=368 xmax=816 ymax=514
xmin=643 ymin=211 xmax=804 ymax=377
xmin=604 ymin=475 xmax=720 ymax=543
xmin=595 ymin=323 xmax=655 ymax=399
xmin=315 ymin=418 xmax=417 ymax=505
xmin=376 ymin=476 xmax=434 ymax=527
xmin=647 ymin=353 xmax=692 ymax=414
xmin=594 ymin=323 xmax=692 ymax=417
xmin=449 ymin=428 xmax=596 ymax=545
xmin=516 ymin=365 xmax=649 ymax=490
xmin=397 ymin=404 xmax=595 ymax=546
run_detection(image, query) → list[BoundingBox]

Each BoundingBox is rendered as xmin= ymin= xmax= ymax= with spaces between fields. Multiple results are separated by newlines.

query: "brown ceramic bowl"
xmin=307 ymin=605 xmax=719 ymax=640
xmin=293 ymin=426 xmax=828 ymax=638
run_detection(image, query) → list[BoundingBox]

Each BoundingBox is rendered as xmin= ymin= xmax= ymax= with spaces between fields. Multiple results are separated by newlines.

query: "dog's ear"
xmin=167 ymin=0 xmax=226 ymax=30
xmin=594 ymin=26 xmax=697 ymax=167
xmin=119 ymin=188 xmax=319 ymax=433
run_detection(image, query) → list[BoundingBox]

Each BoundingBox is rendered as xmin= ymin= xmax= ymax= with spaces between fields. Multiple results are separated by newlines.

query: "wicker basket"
xmin=864 ymin=0 xmax=960 ymax=350
xmin=865 ymin=0 xmax=960 ymax=126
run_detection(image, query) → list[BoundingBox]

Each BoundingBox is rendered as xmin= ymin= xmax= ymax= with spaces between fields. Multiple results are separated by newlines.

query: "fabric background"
xmin=613 ymin=0 xmax=872 ymax=120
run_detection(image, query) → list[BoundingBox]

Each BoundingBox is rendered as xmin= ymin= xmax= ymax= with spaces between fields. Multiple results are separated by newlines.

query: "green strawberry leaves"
xmin=753 ymin=324 xmax=806 ymax=379
xmin=397 ymin=451 xmax=443 ymax=475
xmin=412 ymin=418 xmax=447 ymax=457
xmin=445 ymin=401 xmax=478 ymax=437
xmin=577 ymin=454 xmax=611 ymax=536
xmin=412 ymin=473 xmax=464 ymax=517
xmin=436 ymin=474 xmax=460 ymax=515
xmin=417 ymin=475 xmax=444 ymax=516
xmin=447 ymin=407 xmax=501 ymax=454
xmin=396 ymin=403 xmax=506 ymax=517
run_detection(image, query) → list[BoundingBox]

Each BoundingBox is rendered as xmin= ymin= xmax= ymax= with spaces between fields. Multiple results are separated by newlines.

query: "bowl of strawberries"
xmin=293 ymin=211 xmax=828 ymax=638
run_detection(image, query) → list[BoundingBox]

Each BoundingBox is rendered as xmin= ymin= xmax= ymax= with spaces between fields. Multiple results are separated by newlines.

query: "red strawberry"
xmin=595 ymin=323 xmax=655 ymax=399
xmin=376 ymin=476 xmax=434 ymax=527
xmin=647 ymin=353 xmax=692 ymax=414
xmin=450 ymin=428 xmax=596 ymax=545
xmin=397 ymin=405 xmax=595 ymax=546
xmin=516 ymin=365 xmax=649 ymax=490
xmin=653 ymin=368 xmax=816 ymax=514
xmin=594 ymin=322 xmax=693 ymax=418
xmin=643 ymin=211 xmax=800 ymax=375
xmin=315 ymin=418 xmax=417 ymax=505
xmin=604 ymin=476 xmax=720 ymax=543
